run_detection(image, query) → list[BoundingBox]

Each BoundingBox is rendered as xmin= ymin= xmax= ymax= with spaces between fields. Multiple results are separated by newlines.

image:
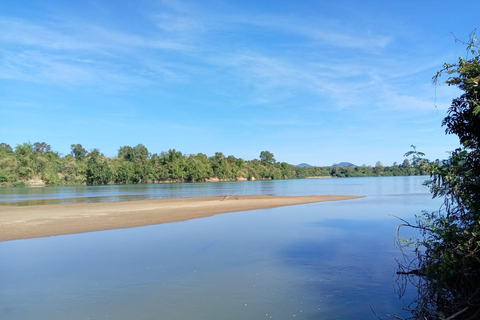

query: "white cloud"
xmin=0 ymin=1 xmax=453 ymax=117
xmin=0 ymin=15 xmax=191 ymax=51
xmin=0 ymin=14 xmax=195 ymax=87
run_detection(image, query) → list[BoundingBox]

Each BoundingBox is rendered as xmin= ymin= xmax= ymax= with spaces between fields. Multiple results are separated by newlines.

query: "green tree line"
xmin=0 ymin=142 xmax=426 ymax=187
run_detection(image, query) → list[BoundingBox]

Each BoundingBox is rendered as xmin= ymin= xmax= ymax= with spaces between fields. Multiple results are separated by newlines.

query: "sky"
xmin=0 ymin=0 xmax=478 ymax=166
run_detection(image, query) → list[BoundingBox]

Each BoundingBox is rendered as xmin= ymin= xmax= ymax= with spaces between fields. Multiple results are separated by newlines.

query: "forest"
xmin=0 ymin=142 xmax=427 ymax=187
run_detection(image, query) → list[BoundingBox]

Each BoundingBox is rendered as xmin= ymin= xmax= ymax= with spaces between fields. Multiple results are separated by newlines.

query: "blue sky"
xmin=0 ymin=0 xmax=478 ymax=166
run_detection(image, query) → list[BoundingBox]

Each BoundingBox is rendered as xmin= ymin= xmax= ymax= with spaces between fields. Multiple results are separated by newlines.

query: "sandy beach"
xmin=0 ymin=194 xmax=362 ymax=242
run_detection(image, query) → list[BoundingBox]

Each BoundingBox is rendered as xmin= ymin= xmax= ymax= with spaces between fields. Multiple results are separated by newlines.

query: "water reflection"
xmin=0 ymin=177 xmax=436 ymax=319
xmin=0 ymin=194 xmax=153 ymax=206
xmin=0 ymin=176 xmax=430 ymax=206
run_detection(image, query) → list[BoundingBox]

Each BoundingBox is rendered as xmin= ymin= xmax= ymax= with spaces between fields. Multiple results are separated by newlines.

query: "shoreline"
xmin=0 ymin=194 xmax=363 ymax=242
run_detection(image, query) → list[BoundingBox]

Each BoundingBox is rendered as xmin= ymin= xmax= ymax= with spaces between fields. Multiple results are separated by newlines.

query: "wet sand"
xmin=0 ymin=194 xmax=362 ymax=242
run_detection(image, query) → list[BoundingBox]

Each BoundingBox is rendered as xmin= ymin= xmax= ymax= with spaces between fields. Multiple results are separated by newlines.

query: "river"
xmin=0 ymin=176 xmax=439 ymax=319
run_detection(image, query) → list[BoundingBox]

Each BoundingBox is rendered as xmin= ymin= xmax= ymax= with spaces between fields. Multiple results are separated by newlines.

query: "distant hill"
xmin=333 ymin=162 xmax=356 ymax=167
xmin=296 ymin=163 xmax=312 ymax=167
xmin=296 ymin=162 xmax=356 ymax=168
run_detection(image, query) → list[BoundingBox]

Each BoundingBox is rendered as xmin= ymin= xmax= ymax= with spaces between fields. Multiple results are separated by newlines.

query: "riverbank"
xmin=0 ymin=194 xmax=362 ymax=242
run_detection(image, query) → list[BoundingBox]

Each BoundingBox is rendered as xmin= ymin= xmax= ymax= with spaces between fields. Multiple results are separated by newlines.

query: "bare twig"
xmin=222 ymin=193 xmax=238 ymax=201
xmin=444 ymin=306 xmax=469 ymax=320
xmin=370 ymin=306 xmax=382 ymax=320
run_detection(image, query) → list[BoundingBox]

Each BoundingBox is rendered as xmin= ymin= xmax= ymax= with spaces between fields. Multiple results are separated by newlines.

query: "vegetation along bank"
xmin=0 ymin=142 xmax=428 ymax=187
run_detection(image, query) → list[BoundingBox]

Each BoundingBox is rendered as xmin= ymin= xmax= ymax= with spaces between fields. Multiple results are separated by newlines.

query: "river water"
xmin=0 ymin=176 xmax=440 ymax=319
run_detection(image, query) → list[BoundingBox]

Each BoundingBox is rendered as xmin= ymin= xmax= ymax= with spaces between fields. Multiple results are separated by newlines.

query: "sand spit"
xmin=0 ymin=194 xmax=362 ymax=242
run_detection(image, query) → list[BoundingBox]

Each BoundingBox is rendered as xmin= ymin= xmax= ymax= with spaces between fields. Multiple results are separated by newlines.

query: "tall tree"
xmin=0 ymin=143 xmax=16 ymax=183
xmin=259 ymin=150 xmax=275 ymax=165
xmin=15 ymin=143 xmax=35 ymax=179
xmin=86 ymin=149 xmax=112 ymax=185
xmin=33 ymin=142 xmax=51 ymax=154
xmin=71 ymin=144 xmax=88 ymax=161
xmin=398 ymin=32 xmax=480 ymax=319
xmin=0 ymin=143 xmax=13 ymax=154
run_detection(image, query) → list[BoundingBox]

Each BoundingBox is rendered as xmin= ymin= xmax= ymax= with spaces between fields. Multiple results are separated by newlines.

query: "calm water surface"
xmin=0 ymin=176 xmax=425 ymax=205
xmin=0 ymin=176 xmax=438 ymax=319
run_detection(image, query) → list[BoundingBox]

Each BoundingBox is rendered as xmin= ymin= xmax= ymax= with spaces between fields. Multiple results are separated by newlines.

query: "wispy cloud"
xmin=0 ymin=16 xmax=190 ymax=52
xmin=0 ymin=13 xmax=195 ymax=87
xmin=0 ymin=1 xmax=452 ymax=120
xmin=245 ymin=15 xmax=393 ymax=51
xmin=0 ymin=49 xmax=150 ymax=87
xmin=208 ymin=49 xmax=433 ymax=117
xmin=0 ymin=0 xmax=403 ymax=112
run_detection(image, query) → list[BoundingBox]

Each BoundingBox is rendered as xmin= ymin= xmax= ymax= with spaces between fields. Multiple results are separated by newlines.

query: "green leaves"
xmin=399 ymin=30 xmax=480 ymax=319
xmin=259 ymin=150 xmax=276 ymax=165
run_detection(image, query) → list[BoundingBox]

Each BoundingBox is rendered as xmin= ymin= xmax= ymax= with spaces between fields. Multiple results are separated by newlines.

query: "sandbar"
xmin=0 ymin=194 xmax=362 ymax=242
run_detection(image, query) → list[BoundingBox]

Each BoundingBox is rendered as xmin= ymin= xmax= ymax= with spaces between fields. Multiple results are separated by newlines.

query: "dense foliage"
xmin=397 ymin=32 xmax=480 ymax=319
xmin=0 ymin=143 xmax=425 ymax=187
